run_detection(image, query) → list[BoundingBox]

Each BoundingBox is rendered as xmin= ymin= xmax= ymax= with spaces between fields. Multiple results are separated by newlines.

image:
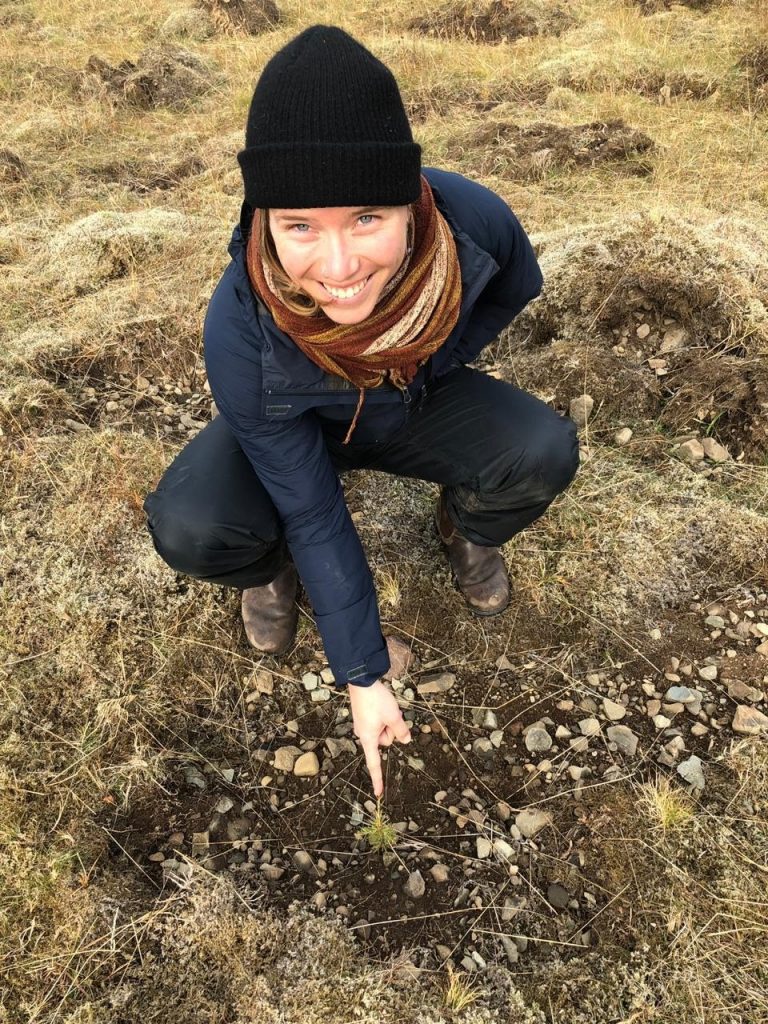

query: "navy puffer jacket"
xmin=203 ymin=167 xmax=543 ymax=688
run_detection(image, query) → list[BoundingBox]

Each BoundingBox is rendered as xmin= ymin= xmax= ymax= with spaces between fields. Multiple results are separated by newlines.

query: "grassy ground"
xmin=2 ymin=0 xmax=768 ymax=1021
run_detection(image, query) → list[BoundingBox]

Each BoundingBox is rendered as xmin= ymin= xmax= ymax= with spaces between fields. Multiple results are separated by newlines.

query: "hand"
xmin=348 ymin=679 xmax=412 ymax=798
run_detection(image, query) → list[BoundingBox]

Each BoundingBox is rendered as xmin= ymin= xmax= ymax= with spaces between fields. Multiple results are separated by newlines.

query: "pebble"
xmin=489 ymin=730 xmax=504 ymax=748
xmin=732 ymin=706 xmax=768 ymax=736
xmin=653 ymin=715 xmax=672 ymax=730
xmin=614 ymin=427 xmax=633 ymax=446
xmin=293 ymin=752 xmax=320 ymax=777
xmin=678 ymin=755 xmax=705 ymax=790
xmin=430 ymin=863 xmax=450 ymax=883
xmin=292 ymin=850 xmax=320 ymax=877
xmin=727 ymin=680 xmax=763 ymax=702
xmin=310 ymin=688 xmax=330 ymax=702
xmin=678 ymin=439 xmax=705 ymax=463
xmin=260 ymin=864 xmax=285 ymax=881
xmin=578 ymin=717 xmax=601 ymax=737
xmin=524 ymin=724 xmax=553 ymax=753
xmin=665 ymin=686 xmax=699 ymax=704
xmin=547 ymin=883 xmax=570 ymax=909
xmin=404 ymin=870 xmax=425 ymax=899
xmin=476 ymin=837 xmax=492 ymax=859
xmin=493 ymin=838 xmax=515 ymax=862
xmin=569 ymin=394 xmax=594 ymax=428
xmin=325 ymin=737 xmax=357 ymax=759
xmin=702 ymin=437 xmax=729 ymax=462
xmin=473 ymin=738 xmax=495 ymax=761
xmin=273 ymin=746 xmax=303 ymax=772
xmin=215 ymin=796 xmax=234 ymax=814
xmin=301 ymin=671 xmax=319 ymax=691
xmin=416 ymin=673 xmax=455 ymax=695
xmin=603 ymin=698 xmax=626 ymax=721
xmin=607 ymin=725 xmax=639 ymax=756
xmin=515 ymin=808 xmax=552 ymax=838
xmin=698 ymin=665 xmax=718 ymax=682
xmin=690 ymin=723 xmax=709 ymax=737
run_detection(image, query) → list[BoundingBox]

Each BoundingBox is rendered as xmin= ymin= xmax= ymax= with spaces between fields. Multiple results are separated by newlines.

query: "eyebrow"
xmin=274 ymin=206 xmax=384 ymax=223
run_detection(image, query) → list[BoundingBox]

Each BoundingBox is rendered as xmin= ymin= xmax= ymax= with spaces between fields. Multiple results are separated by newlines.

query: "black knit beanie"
xmin=237 ymin=24 xmax=421 ymax=209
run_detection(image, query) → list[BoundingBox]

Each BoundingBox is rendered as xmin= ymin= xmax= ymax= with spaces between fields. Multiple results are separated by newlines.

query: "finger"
xmin=389 ymin=718 xmax=412 ymax=744
xmin=360 ymin=735 xmax=383 ymax=797
xmin=379 ymin=725 xmax=395 ymax=747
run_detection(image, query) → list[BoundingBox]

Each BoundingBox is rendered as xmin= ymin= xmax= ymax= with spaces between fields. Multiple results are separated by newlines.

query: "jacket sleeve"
xmin=450 ymin=190 xmax=543 ymax=366
xmin=203 ymin=284 xmax=390 ymax=690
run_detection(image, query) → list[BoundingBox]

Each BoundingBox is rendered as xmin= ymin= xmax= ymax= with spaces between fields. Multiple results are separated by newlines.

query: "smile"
xmin=321 ymin=275 xmax=372 ymax=301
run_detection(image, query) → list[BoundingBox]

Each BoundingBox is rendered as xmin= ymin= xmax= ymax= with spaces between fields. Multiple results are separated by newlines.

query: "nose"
xmin=318 ymin=232 xmax=362 ymax=285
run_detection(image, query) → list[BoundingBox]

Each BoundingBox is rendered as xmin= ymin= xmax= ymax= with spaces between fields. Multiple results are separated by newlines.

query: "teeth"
xmin=323 ymin=276 xmax=369 ymax=299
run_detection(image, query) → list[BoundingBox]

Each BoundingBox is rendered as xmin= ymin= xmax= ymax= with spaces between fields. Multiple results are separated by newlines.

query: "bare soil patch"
xmin=408 ymin=0 xmax=576 ymax=44
xmin=196 ymin=0 xmax=281 ymax=36
xmin=450 ymin=119 xmax=655 ymax=179
xmin=79 ymin=46 xmax=217 ymax=110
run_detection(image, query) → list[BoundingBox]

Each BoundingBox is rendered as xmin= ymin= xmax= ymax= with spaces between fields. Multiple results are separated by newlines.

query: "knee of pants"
xmin=487 ymin=416 xmax=579 ymax=505
xmin=143 ymin=492 xmax=277 ymax=579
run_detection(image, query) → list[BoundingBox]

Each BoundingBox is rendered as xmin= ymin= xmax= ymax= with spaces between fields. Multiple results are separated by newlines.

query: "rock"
xmin=569 ymin=394 xmax=594 ymax=428
xmin=191 ymin=831 xmax=209 ymax=857
xmin=500 ymin=935 xmax=519 ymax=964
xmin=732 ymin=706 xmax=768 ymax=736
xmin=659 ymin=325 xmax=687 ymax=352
xmin=665 ymin=686 xmax=698 ymax=704
xmin=578 ymin=717 xmax=601 ymax=736
xmin=678 ymin=755 xmax=705 ymax=790
xmin=260 ymin=864 xmax=285 ymax=881
xmin=690 ymin=723 xmax=709 ymax=737
xmin=292 ymin=850 xmax=320 ymax=877
xmin=727 ymin=680 xmax=763 ymax=702
xmin=515 ymin=808 xmax=553 ymax=838
xmin=476 ymin=837 xmax=492 ymax=859
xmin=493 ymin=838 xmax=515 ymax=862
xmin=698 ymin=665 xmax=718 ymax=682
xmin=547 ymin=883 xmax=570 ymax=909
xmin=293 ymin=752 xmax=320 ymax=777
xmin=705 ymin=614 xmax=726 ymax=629
xmin=417 ymin=673 xmax=455 ymax=695
xmin=653 ymin=715 xmax=672 ymax=730
xmin=472 ymin=738 xmax=495 ymax=761
xmin=430 ymin=863 xmax=450 ymax=883
xmin=524 ymin=724 xmax=552 ymax=753
xmin=215 ymin=795 xmax=234 ymax=814
xmin=495 ymin=654 xmax=514 ymax=670
xmin=489 ymin=730 xmax=504 ymax=748
xmin=702 ymin=437 xmax=730 ymax=463
xmin=301 ymin=671 xmax=319 ymax=691
xmin=603 ymin=698 xmax=626 ymax=721
xmin=383 ymin=635 xmax=415 ymax=680
xmin=226 ymin=816 xmax=252 ymax=841
xmin=251 ymin=669 xmax=273 ymax=694
xmin=758 ymin=639 xmax=768 ymax=658
xmin=325 ymin=737 xmax=357 ymax=759
xmin=636 ymin=323 xmax=651 ymax=339
xmin=320 ymin=667 xmax=335 ymax=684
xmin=614 ymin=427 xmax=633 ymax=446
xmin=273 ymin=745 xmax=303 ymax=772
xmin=483 ymin=710 xmax=499 ymax=730
xmin=678 ymin=439 xmax=705 ymax=463
xmin=607 ymin=725 xmax=638 ymax=756
xmin=404 ymin=870 xmax=425 ymax=899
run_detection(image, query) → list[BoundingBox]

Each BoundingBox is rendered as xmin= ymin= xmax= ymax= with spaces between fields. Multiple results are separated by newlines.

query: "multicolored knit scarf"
xmin=245 ymin=174 xmax=463 ymax=443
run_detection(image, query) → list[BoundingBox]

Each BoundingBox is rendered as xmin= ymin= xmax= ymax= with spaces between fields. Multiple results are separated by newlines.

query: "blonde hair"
xmin=255 ymin=207 xmax=415 ymax=318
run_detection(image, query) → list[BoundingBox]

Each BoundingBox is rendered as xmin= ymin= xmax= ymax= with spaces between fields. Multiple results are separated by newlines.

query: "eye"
xmin=358 ymin=214 xmax=378 ymax=225
xmin=289 ymin=223 xmax=311 ymax=233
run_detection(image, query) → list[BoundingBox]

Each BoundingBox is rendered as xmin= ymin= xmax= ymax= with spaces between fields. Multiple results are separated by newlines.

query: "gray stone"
xmin=476 ymin=837 xmax=492 ymax=859
xmin=665 ymin=686 xmax=699 ymax=704
xmin=292 ymin=850 xmax=321 ymax=877
xmin=404 ymin=870 xmax=426 ymax=899
xmin=547 ymin=883 xmax=570 ymax=910
xmin=493 ymin=838 xmax=515 ymax=862
xmin=215 ymin=795 xmax=234 ymax=814
xmin=569 ymin=394 xmax=594 ymax=428
xmin=301 ymin=671 xmax=320 ymax=691
xmin=430 ymin=863 xmax=450 ymax=883
xmin=473 ymin=737 xmax=495 ymax=761
xmin=515 ymin=808 xmax=553 ymax=838
xmin=698 ymin=664 xmax=718 ymax=682
xmin=677 ymin=755 xmax=705 ymax=790
xmin=273 ymin=745 xmax=303 ymax=772
xmin=417 ymin=673 xmax=455 ymax=696
xmin=325 ymin=737 xmax=357 ymax=759
xmin=678 ymin=439 xmax=705 ymax=463
xmin=702 ymin=437 xmax=730 ymax=462
xmin=607 ymin=725 xmax=639 ymax=756
xmin=310 ymin=687 xmax=330 ymax=702
xmin=727 ymin=680 xmax=763 ymax=703
xmin=602 ymin=698 xmax=626 ymax=721
xmin=732 ymin=705 xmax=768 ymax=735
xmin=614 ymin=427 xmax=633 ymax=446
xmin=579 ymin=717 xmax=601 ymax=737
xmin=524 ymin=724 xmax=553 ymax=753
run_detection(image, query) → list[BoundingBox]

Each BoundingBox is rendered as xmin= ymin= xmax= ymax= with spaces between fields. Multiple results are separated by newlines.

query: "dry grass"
xmin=2 ymin=0 xmax=768 ymax=1020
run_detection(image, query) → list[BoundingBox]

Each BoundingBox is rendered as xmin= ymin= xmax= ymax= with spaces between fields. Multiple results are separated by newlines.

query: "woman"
xmin=143 ymin=25 xmax=580 ymax=798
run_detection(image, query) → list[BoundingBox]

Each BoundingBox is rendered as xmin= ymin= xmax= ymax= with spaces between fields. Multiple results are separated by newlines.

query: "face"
xmin=267 ymin=204 xmax=411 ymax=324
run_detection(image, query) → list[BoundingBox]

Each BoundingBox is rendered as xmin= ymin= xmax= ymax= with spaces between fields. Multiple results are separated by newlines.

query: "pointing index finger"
xmin=361 ymin=734 xmax=383 ymax=797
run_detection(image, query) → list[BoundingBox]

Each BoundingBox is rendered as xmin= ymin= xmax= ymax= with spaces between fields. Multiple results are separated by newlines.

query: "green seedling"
xmin=354 ymin=797 xmax=398 ymax=851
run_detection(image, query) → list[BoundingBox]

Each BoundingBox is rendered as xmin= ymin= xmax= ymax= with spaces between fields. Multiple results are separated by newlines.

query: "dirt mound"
xmin=452 ymin=119 xmax=655 ymax=179
xmin=633 ymin=0 xmax=717 ymax=12
xmin=44 ymin=209 xmax=190 ymax=298
xmin=79 ymin=46 xmax=216 ymax=110
xmin=0 ymin=148 xmax=28 ymax=183
xmin=196 ymin=0 xmax=281 ymax=36
xmin=408 ymin=0 xmax=575 ymax=43
xmin=85 ymin=153 xmax=206 ymax=194
xmin=158 ymin=7 xmax=216 ymax=41
xmin=403 ymin=79 xmax=549 ymax=124
xmin=499 ymin=211 xmax=768 ymax=459
xmin=737 ymin=44 xmax=768 ymax=109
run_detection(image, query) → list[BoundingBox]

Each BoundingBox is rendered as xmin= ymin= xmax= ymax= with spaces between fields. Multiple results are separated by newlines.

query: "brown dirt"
xmin=451 ymin=119 xmax=656 ymax=179
xmin=84 ymin=153 xmax=206 ymax=194
xmin=408 ymin=0 xmax=576 ymax=44
xmin=196 ymin=0 xmax=281 ymax=36
xmin=79 ymin=46 xmax=217 ymax=110
xmin=0 ymin=148 xmax=28 ymax=183
xmin=633 ymin=0 xmax=718 ymax=12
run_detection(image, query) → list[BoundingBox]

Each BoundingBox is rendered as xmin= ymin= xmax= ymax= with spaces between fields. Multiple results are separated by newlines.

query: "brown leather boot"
xmin=434 ymin=488 xmax=510 ymax=616
xmin=241 ymin=561 xmax=299 ymax=655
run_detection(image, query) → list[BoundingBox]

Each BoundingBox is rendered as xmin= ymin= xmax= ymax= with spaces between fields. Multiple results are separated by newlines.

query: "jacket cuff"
xmin=312 ymin=590 xmax=391 ymax=689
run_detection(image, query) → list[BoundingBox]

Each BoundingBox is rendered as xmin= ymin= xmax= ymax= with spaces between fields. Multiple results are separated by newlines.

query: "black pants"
xmin=142 ymin=366 xmax=580 ymax=589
